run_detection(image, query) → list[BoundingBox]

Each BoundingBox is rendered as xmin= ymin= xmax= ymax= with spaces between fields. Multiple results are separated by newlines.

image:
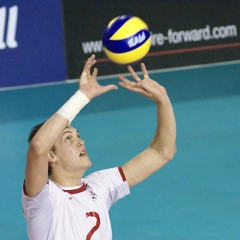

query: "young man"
xmin=22 ymin=54 xmax=177 ymax=240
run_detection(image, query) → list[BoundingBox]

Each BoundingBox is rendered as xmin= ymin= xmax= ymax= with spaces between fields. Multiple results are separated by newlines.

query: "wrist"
xmin=79 ymin=88 xmax=91 ymax=100
xmin=56 ymin=90 xmax=90 ymax=123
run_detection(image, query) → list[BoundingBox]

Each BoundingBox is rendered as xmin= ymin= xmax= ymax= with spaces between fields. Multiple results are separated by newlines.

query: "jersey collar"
xmin=62 ymin=183 xmax=87 ymax=194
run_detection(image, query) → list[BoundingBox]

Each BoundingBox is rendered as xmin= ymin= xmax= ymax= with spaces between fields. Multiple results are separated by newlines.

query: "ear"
xmin=47 ymin=150 xmax=56 ymax=163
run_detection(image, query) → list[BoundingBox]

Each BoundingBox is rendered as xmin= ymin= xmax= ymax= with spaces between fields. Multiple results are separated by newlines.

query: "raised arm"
xmin=25 ymin=55 xmax=118 ymax=197
xmin=118 ymin=63 xmax=177 ymax=187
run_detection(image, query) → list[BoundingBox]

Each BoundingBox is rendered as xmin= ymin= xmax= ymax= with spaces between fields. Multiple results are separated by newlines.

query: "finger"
xmin=85 ymin=54 xmax=95 ymax=66
xmin=90 ymin=54 xmax=95 ymax=59
xmin=92 ymin=67 xmax=98 ymax=78
xmin=87 ymin=54 xmax=96 ymax=62
xmin=127 ymin=65 xmax=142 ymax=82
xmin=140 ymin=63 xmax=149 ymax=79
xmin=117 ymin=74 xmax=131 ymax=84
xmin=118 ymin=81 xmax=138 ymax=88
xmin=83 ymin=55 xmax=96 ymax=73
xmin=119 ymin=81 xmax=149 ymax=97
xmin=118 ymin=75 xmax=138 ymax=89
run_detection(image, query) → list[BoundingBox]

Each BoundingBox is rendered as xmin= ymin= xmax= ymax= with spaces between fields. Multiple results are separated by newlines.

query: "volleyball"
xmin=102 ymin=15 xmax=151 ymax=65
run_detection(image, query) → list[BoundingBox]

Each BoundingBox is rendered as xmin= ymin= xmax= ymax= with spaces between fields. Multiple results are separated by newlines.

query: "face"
xmin=52 ymin=126 xmax=92 ymax=174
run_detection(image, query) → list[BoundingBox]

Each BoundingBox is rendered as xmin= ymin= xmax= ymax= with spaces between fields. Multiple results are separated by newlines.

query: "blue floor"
xmin=0 ymin=63 xmax=240 ymax=239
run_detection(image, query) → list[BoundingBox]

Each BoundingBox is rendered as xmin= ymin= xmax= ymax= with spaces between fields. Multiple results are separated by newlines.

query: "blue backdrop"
xmin=0 ymin=1 xmax=66 ymax=88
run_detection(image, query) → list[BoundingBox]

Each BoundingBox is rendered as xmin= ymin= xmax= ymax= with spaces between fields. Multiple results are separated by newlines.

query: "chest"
xmin=52 ymin=190 xmax=111 ymax=240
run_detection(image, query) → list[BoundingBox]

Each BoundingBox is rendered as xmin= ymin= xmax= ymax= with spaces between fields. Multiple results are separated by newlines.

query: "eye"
xmin=65 ymin=136 xmax=72 ymax=142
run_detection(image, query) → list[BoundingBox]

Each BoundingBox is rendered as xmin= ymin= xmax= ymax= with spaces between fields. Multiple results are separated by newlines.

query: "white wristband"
xmin=56 ymin=90 xmax=90 ymax=123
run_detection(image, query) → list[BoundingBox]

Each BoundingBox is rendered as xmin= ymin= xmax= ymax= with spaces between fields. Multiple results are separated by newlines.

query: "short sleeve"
xmin=83 ymin=167 xmax=130 ymax=210
xmin=22 ymin=183 xmax=53 ymax=240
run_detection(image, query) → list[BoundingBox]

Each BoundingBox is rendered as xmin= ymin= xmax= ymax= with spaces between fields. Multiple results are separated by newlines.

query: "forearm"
xmin=30 ymin=91 xmax=90 ymax=154
xmin=122 ymin=96 xmax=176 ymax=187
xmin=150 ymin=97 xmax=177 ymax=159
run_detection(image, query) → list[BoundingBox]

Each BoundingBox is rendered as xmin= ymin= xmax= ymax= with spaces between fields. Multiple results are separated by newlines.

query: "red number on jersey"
xmin=86 ymin=212 xmax=100 ymax=240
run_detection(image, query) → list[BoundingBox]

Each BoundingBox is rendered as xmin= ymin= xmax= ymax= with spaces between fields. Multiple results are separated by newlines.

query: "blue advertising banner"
xmin=0 ymin=1 xmax=66 ymax=89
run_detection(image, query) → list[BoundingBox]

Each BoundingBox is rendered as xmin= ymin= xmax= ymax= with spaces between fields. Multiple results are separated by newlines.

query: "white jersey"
xmin=22 ymin=167 xmax=130 ymax=240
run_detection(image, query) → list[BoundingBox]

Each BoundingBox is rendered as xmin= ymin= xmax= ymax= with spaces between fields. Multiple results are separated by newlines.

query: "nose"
xmin=77 ymin=138 xmax=84 ymax=147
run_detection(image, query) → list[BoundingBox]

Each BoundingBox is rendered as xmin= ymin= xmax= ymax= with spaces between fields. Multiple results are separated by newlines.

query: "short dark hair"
xmin=27 ymin=121 xmax=54 ymax=176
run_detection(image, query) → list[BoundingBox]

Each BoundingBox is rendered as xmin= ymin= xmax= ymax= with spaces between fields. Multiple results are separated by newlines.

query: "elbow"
xmin=172 ymin=145 xmax=177 ymax=159
xmin=28 ymin=138 xmax=48 ymax=156
xmin=163 ymin=144 xmax=177 ymax=162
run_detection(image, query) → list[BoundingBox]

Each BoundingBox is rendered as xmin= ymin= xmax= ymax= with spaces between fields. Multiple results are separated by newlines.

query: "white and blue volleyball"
xmin=102 ymin=15 xmax=151 ymax=65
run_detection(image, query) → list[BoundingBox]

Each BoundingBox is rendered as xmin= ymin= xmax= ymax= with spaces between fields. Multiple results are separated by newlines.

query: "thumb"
xmin=102 ymin=84 xmax=118 ymax=94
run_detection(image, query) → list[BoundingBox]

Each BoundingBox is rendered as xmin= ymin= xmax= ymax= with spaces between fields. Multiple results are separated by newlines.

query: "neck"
xmin=49 ymin=170 xmax=85 ymax=187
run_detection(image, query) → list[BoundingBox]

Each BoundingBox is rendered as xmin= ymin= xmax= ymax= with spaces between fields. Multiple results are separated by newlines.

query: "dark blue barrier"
xmin=0 ymin=1 xmax=66 ymax=88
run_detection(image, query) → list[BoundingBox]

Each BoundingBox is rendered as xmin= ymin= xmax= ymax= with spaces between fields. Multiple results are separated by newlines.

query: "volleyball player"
xmin=22 ymin=54 xmax=177 ymax=240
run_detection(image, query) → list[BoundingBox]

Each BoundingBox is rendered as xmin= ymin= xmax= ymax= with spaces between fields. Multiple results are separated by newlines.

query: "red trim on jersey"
xmin=23 ymin=181 xmax=27 ymax=195
xmin=62 ymin=183 xmax=87 ymax=194
xmin=118 ymin=166 xmax=126 ymax=182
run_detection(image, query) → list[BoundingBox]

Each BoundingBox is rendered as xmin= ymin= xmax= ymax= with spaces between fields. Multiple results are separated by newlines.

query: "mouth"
xmin=79 ymin=149 xmax=87 ymax=157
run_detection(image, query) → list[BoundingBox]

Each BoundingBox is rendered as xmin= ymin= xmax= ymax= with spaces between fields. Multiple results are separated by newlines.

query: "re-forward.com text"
xmin=151 ymin=25 xmax=237 ymax=46
xmin=81 ymin=24 xmax=238 ymax=54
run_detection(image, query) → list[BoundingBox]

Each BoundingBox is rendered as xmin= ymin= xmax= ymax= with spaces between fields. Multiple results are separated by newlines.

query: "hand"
xmin=79 ymin=54 xmax=118 ymax=100
xmin=118 ymin=63 xmax=168 ymax=104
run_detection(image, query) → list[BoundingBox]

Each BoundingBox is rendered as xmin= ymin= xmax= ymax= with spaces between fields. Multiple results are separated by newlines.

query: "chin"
xmin=87 ymin=161 xmax=92 ymax=168
xmin=85 ymin=159 xmax=92 ymax=169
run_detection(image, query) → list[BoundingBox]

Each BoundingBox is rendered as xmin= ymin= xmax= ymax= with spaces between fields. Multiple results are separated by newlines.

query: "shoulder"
xmin=84 ymin=167 xmax=126 ymax=184
xmin=84 ymin=167 xmax=130 ymax=207
xmin=83 ymin=167 xmax=129 ymax=195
